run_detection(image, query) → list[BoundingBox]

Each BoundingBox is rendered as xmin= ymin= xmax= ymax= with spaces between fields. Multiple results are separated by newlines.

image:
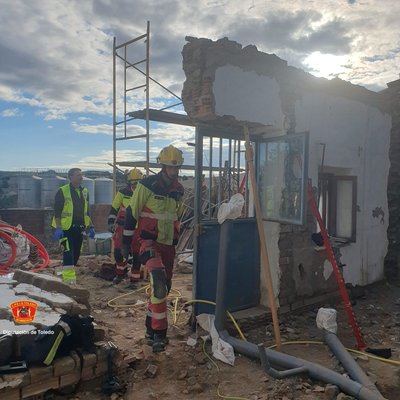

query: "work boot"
xmin=152 ymin=332 xmax=168 ymax=353
xmin=145 ymin=330 xmax=169 ymax=346
xmin=145 ymin=330 xmax=154 ymax=346
xmin=112 ymin=275 xmax=124 ymax=285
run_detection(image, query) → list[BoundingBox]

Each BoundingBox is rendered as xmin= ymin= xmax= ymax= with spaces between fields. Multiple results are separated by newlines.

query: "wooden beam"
xmin=243 ymin=125 xmax=282 ymax=350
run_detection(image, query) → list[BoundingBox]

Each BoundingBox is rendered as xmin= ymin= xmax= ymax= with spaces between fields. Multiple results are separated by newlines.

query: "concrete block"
xmin=21 ymin=376 xmax=59 ymax=398
xmin=82 ymin=352 xmax=97 ymax=368
xmin=29 ymin=365 xmax=53 ymax=383
xmin=13 ymin=270 xmax=90 ymax=307
xmin=0 ymin=388 xmax=20 ymax=400
xmin=59 ymin=371 xmax=80 ymax=387
xmin=14 ymin=283 xmax=76 ymax=313
xmin=53 ymin=356 xmax=76 ymax=376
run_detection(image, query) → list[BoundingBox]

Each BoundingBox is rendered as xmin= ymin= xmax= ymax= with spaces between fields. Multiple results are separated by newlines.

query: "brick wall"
xmin=0 ymin=345 xmax=112 ymax=400
xmin=0 ymin=209 xmax=53 ymax=245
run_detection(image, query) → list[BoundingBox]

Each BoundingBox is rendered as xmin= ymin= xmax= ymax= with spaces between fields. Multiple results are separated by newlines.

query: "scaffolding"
xmin=112 ymin=21 xmax=184 ymax=193
xmin=112 ymin=22 xmax=249 ymax=214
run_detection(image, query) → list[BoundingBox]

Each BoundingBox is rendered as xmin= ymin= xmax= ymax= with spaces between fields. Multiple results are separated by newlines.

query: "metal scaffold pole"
xmin=112 ymin=36 xmax=117 ymax=195
xmin=145 ymin=21 xmax=150 ymax=175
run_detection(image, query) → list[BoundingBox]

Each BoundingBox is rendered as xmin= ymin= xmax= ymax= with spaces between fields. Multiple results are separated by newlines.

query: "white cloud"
xmin=0 ymin=0 xmax=399 ymax=127
xmin=1 ymin=107 xmax=23 ymax=117
xmin=71 ymin=120 xmax=195 ymax=141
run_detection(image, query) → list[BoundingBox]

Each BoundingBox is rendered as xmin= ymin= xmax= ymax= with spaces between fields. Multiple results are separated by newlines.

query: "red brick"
xmin=59 ymin=371 xmax=80 ymax=387
xmin=28 ymin=365 xmax=53 ymax=383
xmin=53 ymin=356 xmax=76 ymax=376
xmin=21 ymin=377 xmax=59 ymax=398
xmin=82 ymin=352 xmax=97 ymax=368
xmin=81 ymin=366 xmax=95 ymax=381
xmin=1 ymin=388 xmax=20 ymax=400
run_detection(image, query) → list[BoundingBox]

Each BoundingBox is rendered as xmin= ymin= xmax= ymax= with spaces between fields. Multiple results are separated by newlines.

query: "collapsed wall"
xmin=182 ymin=37 xmax=392 ymax=309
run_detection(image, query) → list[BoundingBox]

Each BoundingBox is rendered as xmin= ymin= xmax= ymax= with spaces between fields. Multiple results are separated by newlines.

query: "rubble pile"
xmin=0 ymin=270 xmax=118 ymax=400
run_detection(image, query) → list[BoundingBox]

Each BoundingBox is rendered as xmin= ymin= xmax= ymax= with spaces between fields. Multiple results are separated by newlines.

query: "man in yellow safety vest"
xmin=52 ymin=168 xmax=95 ymax=282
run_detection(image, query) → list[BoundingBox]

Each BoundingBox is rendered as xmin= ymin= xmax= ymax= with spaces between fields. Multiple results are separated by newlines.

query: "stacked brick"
xmin=0 ymin=344 xmax=110 ymax=400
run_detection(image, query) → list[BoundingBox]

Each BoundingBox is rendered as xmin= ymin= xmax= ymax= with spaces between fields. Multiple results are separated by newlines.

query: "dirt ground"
xmin=50 ymin=255 xmax=400 ymax=400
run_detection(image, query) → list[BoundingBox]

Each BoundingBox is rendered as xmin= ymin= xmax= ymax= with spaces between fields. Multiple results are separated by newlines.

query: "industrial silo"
xmin=41 ymin=176 xmax=67 ymax=208
xmin=94 ymin=177 xmax=113 ymax=204
xmin=17 ymin=175 xmax=42 ymax=208
xmin=81 ymin=177 xmax=95 ymax=205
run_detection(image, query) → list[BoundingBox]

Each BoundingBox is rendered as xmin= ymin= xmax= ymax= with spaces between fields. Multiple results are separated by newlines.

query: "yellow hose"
xmin=107 ymin=289 xmax=399 ymax=367
xmin=174 ymin=299 xmax=247 ymax=342
xmin=267 ymin=341 xmax=400 ymax=366
xmin=216 ymin=385 xmax=249 ymax=400
xmin=107 ymin=285 xmax=181 ymax=308
xmin=202 ymin=338 xmax=249 ymax=400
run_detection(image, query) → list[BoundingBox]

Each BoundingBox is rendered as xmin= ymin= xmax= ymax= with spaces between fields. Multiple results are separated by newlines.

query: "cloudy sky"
xmin=0 ymin=0 xmax=399 ymax=170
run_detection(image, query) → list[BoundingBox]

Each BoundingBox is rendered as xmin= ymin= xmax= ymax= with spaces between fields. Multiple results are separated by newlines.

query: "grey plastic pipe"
xmin=257 ymin=344 xmax=308 ymax=378
xmin=324 ymin=330 xmax=380 ymax=394
xmin=213 ymin=220 xmax=386 ymax=400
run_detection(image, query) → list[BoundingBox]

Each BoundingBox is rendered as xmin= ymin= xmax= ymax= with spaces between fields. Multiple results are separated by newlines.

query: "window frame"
xmin=319 ymin=173 xmax=357 ymax=242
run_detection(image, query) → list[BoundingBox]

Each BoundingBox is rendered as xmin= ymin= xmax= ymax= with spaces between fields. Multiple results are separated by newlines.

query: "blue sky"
xmin=0 ymin=0 xmax=399 ymax=171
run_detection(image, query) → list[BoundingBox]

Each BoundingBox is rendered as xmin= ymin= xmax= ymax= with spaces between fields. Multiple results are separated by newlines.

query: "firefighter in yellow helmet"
xmin=108 ymin=168 xmax=143 ymax=284
xmin=123 ymin=145 xmax=184 ymax=352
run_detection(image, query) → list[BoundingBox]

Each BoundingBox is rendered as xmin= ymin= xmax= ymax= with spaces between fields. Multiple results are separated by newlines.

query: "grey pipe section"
xmin=324 ymin=331 xmax=379 ymax=394
xmin=214 ymin=221 xmax=386 ymax=400
xmin=257 ymin=344 xmax=308 ymax=378
xmin=221 ymin=333 xmax=385 ymax=400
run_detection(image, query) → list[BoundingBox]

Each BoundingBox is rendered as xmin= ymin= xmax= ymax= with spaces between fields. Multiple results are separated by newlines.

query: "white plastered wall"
xmin=212 ymin=64 xmax=391 ymax=308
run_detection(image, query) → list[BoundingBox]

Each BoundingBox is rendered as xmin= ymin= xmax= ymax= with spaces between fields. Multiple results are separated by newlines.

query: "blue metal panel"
xmin=194 ymin=218 xmax=260 ymax=315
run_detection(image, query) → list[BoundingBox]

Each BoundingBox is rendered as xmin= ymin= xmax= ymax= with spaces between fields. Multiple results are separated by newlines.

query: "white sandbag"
xmin=217 ymin=193 xmax=245 ymax=225
xmin=196 ymin=313 xmax=235 ymax=366
xmin=316 ymin=307 xmax=338 ymax=334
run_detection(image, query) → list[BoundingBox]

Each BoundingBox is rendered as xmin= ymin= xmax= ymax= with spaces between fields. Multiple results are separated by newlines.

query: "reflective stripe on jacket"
xmin=126 ymin=173 xmax=184 ymax=245
xmin=51 ymin=184 xmax=91 ymax=230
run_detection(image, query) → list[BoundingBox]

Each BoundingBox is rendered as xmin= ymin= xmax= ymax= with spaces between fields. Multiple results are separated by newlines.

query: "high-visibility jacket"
xmin=108 ymin=186 xmax=133 ymax=226
xmin=124 ymin=173 xmax=184 ymax=246
xmin=51 ymin=184 xmax=92 ymax=230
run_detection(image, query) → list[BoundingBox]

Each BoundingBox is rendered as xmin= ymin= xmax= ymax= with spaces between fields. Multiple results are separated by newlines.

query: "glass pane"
xmin=259 ymin=134 xmax=307 ymax=224
xmin=336 ymin=180 xmax=353 ymax=238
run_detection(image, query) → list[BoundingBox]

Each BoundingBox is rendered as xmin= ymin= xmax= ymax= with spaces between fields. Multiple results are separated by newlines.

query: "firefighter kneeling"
xmin=108 ymin=168 xmax=143 ymax=285
xmin=123 ymin=145 xmax=184 ymax=353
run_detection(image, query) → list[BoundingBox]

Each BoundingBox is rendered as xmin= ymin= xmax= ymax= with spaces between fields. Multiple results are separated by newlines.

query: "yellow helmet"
xmin=127 ymin=168 xmax=143 ymax=182
xmin=157 ymin=145 xmax=184 ymax=166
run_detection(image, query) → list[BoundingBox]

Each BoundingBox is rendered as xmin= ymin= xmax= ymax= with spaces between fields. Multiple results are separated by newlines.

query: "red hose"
xmin=0 ymin=231 xmax=17 ymax=272
xmin=0 ymin=223 xmax=50 ymax=273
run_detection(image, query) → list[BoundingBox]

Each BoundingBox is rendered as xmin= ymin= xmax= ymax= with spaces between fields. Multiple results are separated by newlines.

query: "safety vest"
xmin=111 ymin=188 xmax=132 ymax=211
xmin=127 ymin=174 xmax=184 ymax=245
xmin=51 ymin=184 xmax=91 ymax=230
